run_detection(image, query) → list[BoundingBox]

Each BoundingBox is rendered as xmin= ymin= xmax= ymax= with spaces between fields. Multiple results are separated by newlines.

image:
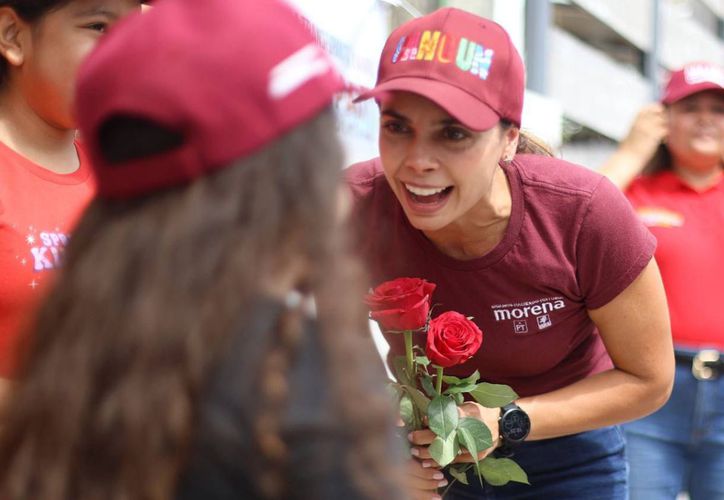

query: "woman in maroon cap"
xmin=0 ymin=0 xmax=405 ymax=499
xmin=601 ymin=61 xmax=724 ymax=500
xmin=0 ymin=0 xmax=144 ymax=404
xmin=349 ymin=7 xmax=673 ymax=499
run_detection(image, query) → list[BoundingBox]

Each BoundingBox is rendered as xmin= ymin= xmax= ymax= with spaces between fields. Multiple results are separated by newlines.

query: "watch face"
xmin=501 ymin=409 xmax=530 ymax=442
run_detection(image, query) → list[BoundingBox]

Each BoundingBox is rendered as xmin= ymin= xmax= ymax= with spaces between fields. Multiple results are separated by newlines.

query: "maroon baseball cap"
xmin=355 ymin=7 xmax=525 ymax=131
xmin=661 ymin=61 xmax=724 ymax=105
xmin=75 ymin=0 xmax=346 ymax=199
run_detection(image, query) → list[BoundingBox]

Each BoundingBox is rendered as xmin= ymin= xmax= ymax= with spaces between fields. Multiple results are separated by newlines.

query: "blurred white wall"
xmin=287 ymin=0 xmax=389 ymax=164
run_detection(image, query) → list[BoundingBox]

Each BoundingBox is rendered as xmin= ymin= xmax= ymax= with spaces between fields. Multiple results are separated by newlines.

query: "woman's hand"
xmin=405 ymin=458 xmax=447 ymax=500
xmin=408 ymin=402 xmax=500 ymax=464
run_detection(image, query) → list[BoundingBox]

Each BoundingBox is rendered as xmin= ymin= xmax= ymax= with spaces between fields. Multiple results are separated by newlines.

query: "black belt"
xmin=675 ymin=349 xmax=723 ymax=380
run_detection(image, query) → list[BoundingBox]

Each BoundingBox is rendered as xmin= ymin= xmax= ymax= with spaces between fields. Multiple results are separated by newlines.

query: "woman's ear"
xmin=501 ymin=125 xmax=520 ymax=162
xmin=0 ymin=7 xmax=27 ymax=68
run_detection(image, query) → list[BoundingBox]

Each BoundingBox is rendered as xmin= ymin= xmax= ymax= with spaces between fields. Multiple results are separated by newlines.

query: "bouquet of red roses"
xmin=366 ymin=277 xmax=528 ymax=491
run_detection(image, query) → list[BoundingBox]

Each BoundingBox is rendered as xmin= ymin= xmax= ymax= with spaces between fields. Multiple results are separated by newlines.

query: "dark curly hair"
xmin=0 ymin=109 xmax=403 ymax=500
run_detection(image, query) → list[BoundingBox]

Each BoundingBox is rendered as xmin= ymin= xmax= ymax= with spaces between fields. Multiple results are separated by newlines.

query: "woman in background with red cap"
xmin=348 ymin=7 xmax=674 ymax=499
xmin=0 ymin=1 xmax=405 ymax=499
xmin=601 ymin=61 xmax=724 ymax=500
xmin=0 ymin=0 xmax=144 ymax=403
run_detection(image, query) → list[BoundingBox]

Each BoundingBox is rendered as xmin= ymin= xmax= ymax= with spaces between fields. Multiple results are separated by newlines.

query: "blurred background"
xmin=287 ymin=0 xmax=723 ymax=171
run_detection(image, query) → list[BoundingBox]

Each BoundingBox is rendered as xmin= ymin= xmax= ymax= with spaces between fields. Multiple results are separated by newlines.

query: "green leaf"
xmin=445 ymin=383 xmax=479 ymax=395
xmin=477 ymin=456 xmax=530 ymax=486
xmin=421 ymin=373 xmax=437 ymax=398
xmin=448 ymin=464 xmax=470 ymax=486
xmin=456 ymin=418 xmax=493 ymax=466
xmin=399 ymin=393 xmax=414 ymax=427
xmin=386 ymin=383 xmax=402 ymax=399
xmin=415 ymin=355 xmax=431 ymax=367
xmin=466 ymin=370 xmax=481 ymax=384
xmin=442 ymin=374 xmax=463 ymax=385
xmin=442 ymin=370 xmax=480 ymax=385
xmin=428 ymin=432 xmax=459 ymax=468
xmin=469 ymin=383 xmax=519 ymax=408
xmin=427 ymin=395 xmax=459 ymax=438
xmin=403 ymin=385 xmax=431 ymax=414
xmin=453 ymin=392 xmax=464 ymax=405
xmin=392 ymin=356 xmax=412 ymax=386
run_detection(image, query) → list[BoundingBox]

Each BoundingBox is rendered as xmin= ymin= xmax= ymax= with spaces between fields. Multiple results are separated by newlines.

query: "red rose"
xmin=426 ymin=311 xmax=483 ymax=368
xmin=365 ymin=277 xmax=436 ymax=332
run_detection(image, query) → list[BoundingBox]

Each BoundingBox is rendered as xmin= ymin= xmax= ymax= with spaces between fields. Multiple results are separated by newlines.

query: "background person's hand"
xmin=599 ymin=102 xmax=668 ymax=189
xmin=620 ymin=103 xmax=668 ymax=160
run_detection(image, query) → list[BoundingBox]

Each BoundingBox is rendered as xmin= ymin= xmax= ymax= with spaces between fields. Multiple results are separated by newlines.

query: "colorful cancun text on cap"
xmin=391 ymin=30 xmax=495 ymax=80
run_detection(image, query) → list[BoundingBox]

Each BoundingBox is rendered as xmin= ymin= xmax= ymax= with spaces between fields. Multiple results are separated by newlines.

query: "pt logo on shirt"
xmin=513 ymin=320 xmax=528 ymax=334
xmin=491 ymin=297 xmax=566 ymax=334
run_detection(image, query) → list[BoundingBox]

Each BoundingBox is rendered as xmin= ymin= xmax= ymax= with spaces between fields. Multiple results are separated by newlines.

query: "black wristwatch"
xmin=497 ymin=402 xmax=530 ymax=457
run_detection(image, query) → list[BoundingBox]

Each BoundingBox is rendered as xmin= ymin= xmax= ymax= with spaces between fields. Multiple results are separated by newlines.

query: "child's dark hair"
xmin=0 ymin=1 xmax=73 ymax=86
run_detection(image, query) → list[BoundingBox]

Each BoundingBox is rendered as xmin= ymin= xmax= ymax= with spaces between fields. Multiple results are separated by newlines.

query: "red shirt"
xmin=347 ymin=154 xmax=655 ymax=397
xmin=0 ymin=141 xmax=95 ymax=377
xmin=626 ymin=171 xmax=724 ymax=351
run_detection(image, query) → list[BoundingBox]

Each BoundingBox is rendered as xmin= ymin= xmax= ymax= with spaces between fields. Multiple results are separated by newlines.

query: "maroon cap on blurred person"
xmin=75 ymin=0 xmax=346 ymax=199
xmin=661 ymin=61 xmax=724 ymax=105
xmin=355 ymin=7 xmax=525 ymax=131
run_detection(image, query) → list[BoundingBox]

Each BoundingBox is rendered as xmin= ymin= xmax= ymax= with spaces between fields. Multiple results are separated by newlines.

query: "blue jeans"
xmin=624 ymin=355 xmax=724 ymax=500
xmin=444 ymin=426 xmax=627 ymax=499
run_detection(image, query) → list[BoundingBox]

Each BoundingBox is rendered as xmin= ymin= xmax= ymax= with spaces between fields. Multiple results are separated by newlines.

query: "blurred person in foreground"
xmin=600 ymin=61 xmax=724 ymax=500
xmin=0 ymin=0 xmax=405 ymax=499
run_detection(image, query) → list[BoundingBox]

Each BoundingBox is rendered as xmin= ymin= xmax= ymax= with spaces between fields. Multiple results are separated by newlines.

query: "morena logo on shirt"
xmin=391 ymin=30 xmax=495 ymax=80
xmin=490 ymin=297 xmax=566 ymax=334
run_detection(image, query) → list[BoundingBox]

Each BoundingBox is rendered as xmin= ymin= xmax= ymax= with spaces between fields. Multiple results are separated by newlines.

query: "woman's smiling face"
xmin=378 ymin=91 xmax=518 ymax=234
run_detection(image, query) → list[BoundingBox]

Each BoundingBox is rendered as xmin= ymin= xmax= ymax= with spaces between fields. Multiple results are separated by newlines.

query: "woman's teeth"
xmin=404 ymin=184 xmax=449 ymax=196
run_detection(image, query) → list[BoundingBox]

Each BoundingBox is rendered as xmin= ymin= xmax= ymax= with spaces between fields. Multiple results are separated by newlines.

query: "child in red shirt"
xmin=0 ymin=1 xmax=145 ymax=384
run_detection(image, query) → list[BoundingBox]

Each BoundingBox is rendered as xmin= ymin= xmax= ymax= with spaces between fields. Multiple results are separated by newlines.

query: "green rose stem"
xmin=403 ymin=330 xmax=422 ymax=429
xmin=435 ymin=365 xmax=444 ymax=394
xmin=404 ymin=330 xmax=414 ymax=377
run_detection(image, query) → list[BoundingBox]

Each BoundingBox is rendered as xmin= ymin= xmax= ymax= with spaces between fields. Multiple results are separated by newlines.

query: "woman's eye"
xmin=442 ymin=127 xmax=468 ymax=141
xmin=382 ymin=121 xmax=409 ymax=134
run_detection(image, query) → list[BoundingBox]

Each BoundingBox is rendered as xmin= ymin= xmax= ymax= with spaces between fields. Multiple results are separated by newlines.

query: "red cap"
xmin=355 ymin=7 xmax=525 ymax=131
xmin=75 ymin=0 xmax=346 ymax=199
xmin=661 ymin=62 xmax=724 ymax=105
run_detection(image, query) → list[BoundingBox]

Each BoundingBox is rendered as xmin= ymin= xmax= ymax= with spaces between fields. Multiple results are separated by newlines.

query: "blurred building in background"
xmin=288 ymin=0 xmax=723 ymax=170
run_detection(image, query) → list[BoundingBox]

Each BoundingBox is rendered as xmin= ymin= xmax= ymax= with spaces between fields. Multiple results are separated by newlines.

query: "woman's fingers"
xmin=408 ymin=428 xmax=436 ymax=460
xmin=452 ymin=447 xmax=494 ymax=463
xmin=410 ymin=445 xmax=433 ymax=460
xmin=406 ymin=459 xmax=447 ymax=500
xmin=407 ymin=429 xmax=435 ymax=460
xmin=408 ymin=429 xmax=436 ymax=445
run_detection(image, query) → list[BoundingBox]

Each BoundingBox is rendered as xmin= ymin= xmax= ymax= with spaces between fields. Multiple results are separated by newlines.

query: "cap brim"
xmin=354 ymin=77 xmax=500 ymax=132
xmin=662 ymin=81 xmax=724 ymax=105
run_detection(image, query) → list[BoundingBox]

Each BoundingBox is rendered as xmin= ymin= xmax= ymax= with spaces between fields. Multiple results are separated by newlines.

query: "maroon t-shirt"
xmin=347 ymin=154 xmax=656 ymax=397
